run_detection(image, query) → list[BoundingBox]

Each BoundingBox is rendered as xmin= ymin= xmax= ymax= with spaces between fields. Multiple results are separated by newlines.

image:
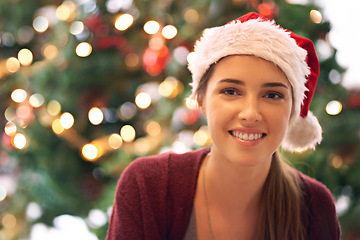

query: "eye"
xmin=220 ymin=88 xmax=240 ymax=96
xmin=265 ymin=92 xmax=283 ymax=99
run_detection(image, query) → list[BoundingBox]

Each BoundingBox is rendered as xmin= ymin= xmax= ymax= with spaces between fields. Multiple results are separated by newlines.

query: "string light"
xmin=6 ymin=57 xmax=21 ymax=73
xmin=310 ymin=10 xmax=322 ymax=24
xmin=144 ymin=20 xmax=160 ymax=35
xmin=11 ymin=89 xmax=27 ymax=103
xmin=18 ymin=48 xmax=33 ymax=66
xmin=33 ymin=16 xmax=49 ymax=33
xmin=162 ymin=25 xmax=177 ymax=39
xmin=135 ymin=92 xmax=152 ymax=109
xmin=60 ymin=112 xmax=74 ymax=129
xmin=115 ymin=13 xmax=134 ymax=31
xmin=326 ymin=100 xmax=342 ymax=115
xmin=120 ymin=125 xmax=136 ymax=142
xmin=76 ymin=42 xmax=92 ymax=57
xmin=88 ymin=107 xmax=104 ymax=125
xmin=12 ymin=133 xmax=27 ymax=149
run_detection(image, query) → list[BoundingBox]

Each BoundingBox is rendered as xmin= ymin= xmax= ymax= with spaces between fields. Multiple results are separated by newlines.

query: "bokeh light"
xmin=16 ymin=104 xmax=32 ymax=120
xmin=185 ymin=98 xmax=198 ymax=110
xmin=82 ymin=144 xmax=98 ymax=161
xmin=88 ymin=107 xmax=104 ymax=125
xmin=310 ymin=10 xmax=322 ymax=24
xmin=144 ymin=20 xmax=160 ymax=34
xmin=56 ymin=1 xmax=77 ymax=22
xmin=4 ymin=122 xmax=17 ymax=136
xmin=76 ymin=42 xmax=92 ymax=57
xmin=186 ymin=52 xmax=196 ymax=66
xmin=145 ymin=121 xmax=161 ymax=136
xmin=119 ymin=102 xmax=137 ymax=120
xmin=2 ymin=214 xmax=17 ymax=229
xmin=43 ymin=44 xmax=59 ymax=60
xmin=193 ymin=127 xmax=212 ymax=147
xmin=33 ymin=16 xmax=49 ymax=33
xmin=120 ymin=125 xmax=136 ymax=142
xmin=158 ymin=77 xmax=183 ymax=98
xmin=108 ymin=133 xmax=123 ymax=149
xmin=52 ymin=118 xmax=64 ymax=135
xmin=60 ymin=112 xmax=74 ymax=129
xmin=326 ymin=100 xmax=342 ymax=115
xmin=184 ymin=8 xmax=199 ymax=23
xmin=18 ymin=48 xmax=33 ymax=66
xmin=12 ymin=133 xmax=27 ymax=149
xmin=70 ymin=21 xmax=84 ymax=35
xmin=47 ymin=100 xmax=61 ymax=116
xmin=29 ymin=93 xmax=45 ymax=108
xmin=135 ymin=92 xmax=152 ymax=109
xmin=6 ymin=57 xmax=21 ymax=73
xmin=0 ymin=185 xmax=7 ymax=201
xmin=11 ymin=89 xmax=27 ymax=103
xmin=115 ymin=13 xmax=134 ymax=31
xmin=162 ymin=25 xmax=177 ymax=39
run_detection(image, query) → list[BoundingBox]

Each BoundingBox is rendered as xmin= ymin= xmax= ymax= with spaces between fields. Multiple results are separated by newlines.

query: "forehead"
xmin=209 ymin=55 xmax=290 ymax=87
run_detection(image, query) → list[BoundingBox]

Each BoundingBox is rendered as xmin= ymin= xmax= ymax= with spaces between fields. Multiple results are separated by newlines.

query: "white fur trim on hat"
xmin=282 ymin=111 xmax=322 ymax=151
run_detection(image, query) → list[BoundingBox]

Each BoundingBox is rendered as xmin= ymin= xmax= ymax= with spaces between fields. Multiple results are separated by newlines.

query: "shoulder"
xmin=298 ymin=171 xmax=335 ymax=206
xmin=297 ymin=171 xmax=341 ymax=240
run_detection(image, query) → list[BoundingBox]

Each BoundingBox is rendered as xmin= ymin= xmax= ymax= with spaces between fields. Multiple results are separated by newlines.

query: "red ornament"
xmin=142 ymin=45 xmax=170 ymax=76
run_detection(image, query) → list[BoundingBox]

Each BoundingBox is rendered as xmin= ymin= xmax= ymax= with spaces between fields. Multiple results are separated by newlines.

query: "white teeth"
xmin=231 ymin=131 xmax=263 ymax=141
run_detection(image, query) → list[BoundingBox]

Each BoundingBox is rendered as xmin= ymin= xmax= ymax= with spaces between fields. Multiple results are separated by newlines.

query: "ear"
xmin=197 ymin=96 xmax=207 ymax=117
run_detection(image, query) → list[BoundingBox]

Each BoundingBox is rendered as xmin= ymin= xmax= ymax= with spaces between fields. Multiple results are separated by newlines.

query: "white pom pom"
xmin=281 ymin=111 xmax=322 ymax=152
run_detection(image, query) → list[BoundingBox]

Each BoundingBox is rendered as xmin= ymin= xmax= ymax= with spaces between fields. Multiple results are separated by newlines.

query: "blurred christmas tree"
xmin=0 ymin=0 xmax=359 ymax=239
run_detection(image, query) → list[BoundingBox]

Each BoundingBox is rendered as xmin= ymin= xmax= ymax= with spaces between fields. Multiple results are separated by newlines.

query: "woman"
xmin=106 ymin=12 xmax=340 ymax=240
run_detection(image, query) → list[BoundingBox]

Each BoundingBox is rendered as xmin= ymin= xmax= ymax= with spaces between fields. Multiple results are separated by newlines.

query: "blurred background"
xmin=0 ymin=0 xmax=359 ymax=239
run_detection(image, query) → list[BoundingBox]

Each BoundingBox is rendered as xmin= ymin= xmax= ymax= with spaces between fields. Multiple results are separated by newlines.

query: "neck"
xmin=204 ymin=152 xmax=271 ymax=214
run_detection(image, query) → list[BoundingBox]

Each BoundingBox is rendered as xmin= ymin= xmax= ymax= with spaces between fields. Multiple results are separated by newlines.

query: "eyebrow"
xmin=218 ymin=79 xmax=289 ymax=89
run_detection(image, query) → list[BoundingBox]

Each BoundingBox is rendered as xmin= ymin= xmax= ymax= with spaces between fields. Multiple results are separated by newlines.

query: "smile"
xmin=229 ymin=131 xmax=266 ymax=141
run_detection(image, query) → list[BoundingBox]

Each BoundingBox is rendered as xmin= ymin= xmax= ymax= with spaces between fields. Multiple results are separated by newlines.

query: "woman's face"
xmin=198 ymin=55 xmax=292 ymax=167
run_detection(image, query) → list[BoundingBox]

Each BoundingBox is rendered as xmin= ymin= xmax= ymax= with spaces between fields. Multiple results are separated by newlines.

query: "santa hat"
xmin=188 ymin=12 xmax=322 ymax=152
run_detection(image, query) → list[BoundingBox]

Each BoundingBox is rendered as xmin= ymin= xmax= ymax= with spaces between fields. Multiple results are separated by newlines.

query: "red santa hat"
xmin=188 ymin=12 xmax=322 ymax=152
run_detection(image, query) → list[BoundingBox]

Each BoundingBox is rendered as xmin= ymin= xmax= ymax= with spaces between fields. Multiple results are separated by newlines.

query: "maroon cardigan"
xmin=106 ymin=148 xmax=340 ymax=240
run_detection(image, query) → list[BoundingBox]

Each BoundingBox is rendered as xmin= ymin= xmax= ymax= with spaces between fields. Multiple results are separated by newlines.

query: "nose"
xmin=238 ymin=96 xmax=262 ymax=123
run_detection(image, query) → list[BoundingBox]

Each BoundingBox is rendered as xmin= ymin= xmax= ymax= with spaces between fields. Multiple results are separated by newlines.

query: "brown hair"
xmin=194 ymin=63 xmax=305 ymax=240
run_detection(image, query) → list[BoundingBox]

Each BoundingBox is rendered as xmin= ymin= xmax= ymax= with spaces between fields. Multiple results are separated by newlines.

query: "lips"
xmin=229 ymin=130 xmax=266 ymax=141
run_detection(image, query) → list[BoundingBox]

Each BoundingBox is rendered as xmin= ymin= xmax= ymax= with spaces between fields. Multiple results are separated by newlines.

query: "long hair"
xmin=194 ymin=62 xmax=305 ymax=240
xmin=258 ymin=151 xmax=305 ymax=240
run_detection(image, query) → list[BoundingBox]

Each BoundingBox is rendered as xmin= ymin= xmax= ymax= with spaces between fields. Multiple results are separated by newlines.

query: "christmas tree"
xmin=0 ymin=0 xmax=359 ymax=239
